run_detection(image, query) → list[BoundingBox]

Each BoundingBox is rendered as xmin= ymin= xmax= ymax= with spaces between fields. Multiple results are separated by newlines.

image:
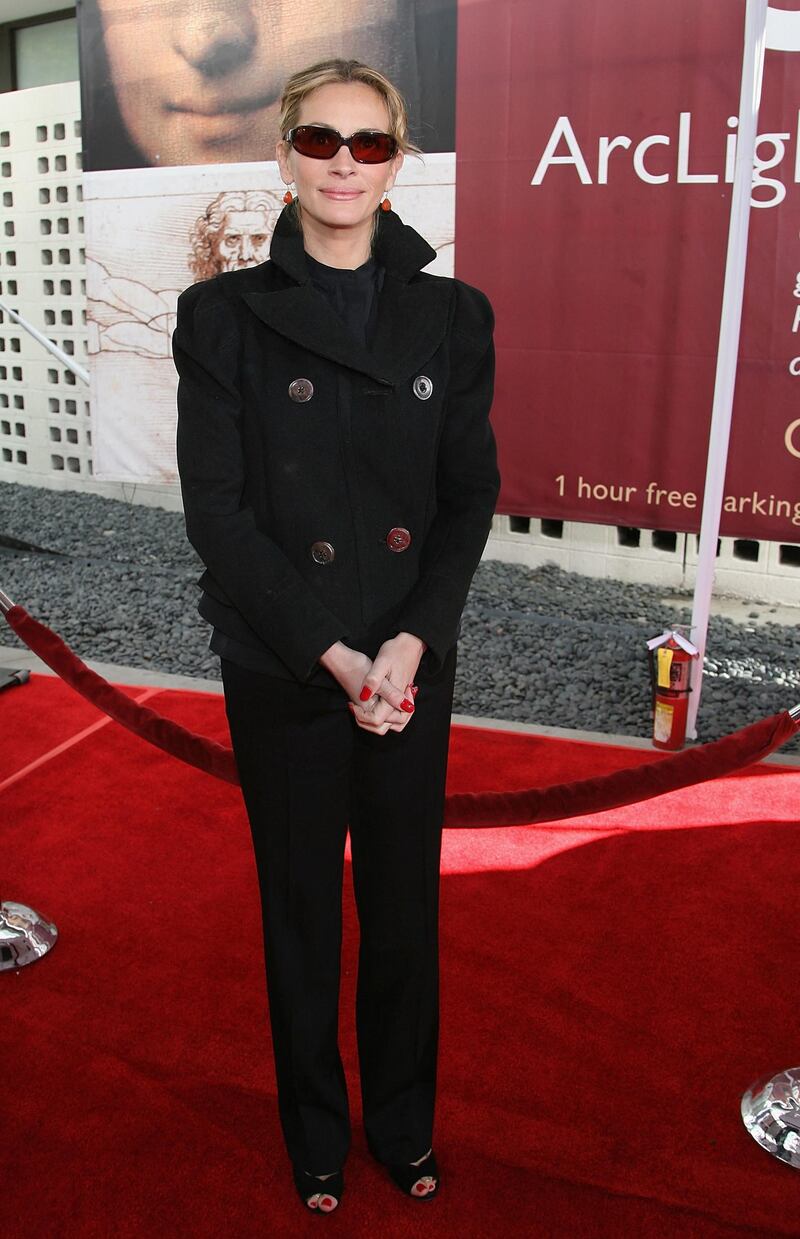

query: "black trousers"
xmin=220 ymin=644 xmax=457 ymax=1175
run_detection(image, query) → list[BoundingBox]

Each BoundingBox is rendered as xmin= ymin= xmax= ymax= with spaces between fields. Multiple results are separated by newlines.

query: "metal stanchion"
xmin=740 ymin=703 xmax=800 ymax=1167
xmin=742 ymin=1069 xmax=800 ymax=1168
xmin=0 ymin=585 xmax=59 ymax=971
xmin=0 ymin=903 xmax=58 ymax=971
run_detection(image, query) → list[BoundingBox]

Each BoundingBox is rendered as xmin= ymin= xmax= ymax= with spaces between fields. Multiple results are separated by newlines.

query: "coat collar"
xmin=268 ymin=198 xmax=438 ymax=285
xmin=239 ymin=202 xmax=451 ymax=387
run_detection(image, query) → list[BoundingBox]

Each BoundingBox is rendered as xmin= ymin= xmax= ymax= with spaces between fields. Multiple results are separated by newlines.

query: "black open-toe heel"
xmin=292 ymin=1165 xmax=344 ymax=1213
xmin=383 ymin=1148 xmax=440 ymax=1200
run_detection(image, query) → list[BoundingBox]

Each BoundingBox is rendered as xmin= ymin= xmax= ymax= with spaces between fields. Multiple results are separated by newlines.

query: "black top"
xmin=304 ymin=250 xmax=385 ymax=348
xmin=209 ymin=250 xmax=386 ymax=676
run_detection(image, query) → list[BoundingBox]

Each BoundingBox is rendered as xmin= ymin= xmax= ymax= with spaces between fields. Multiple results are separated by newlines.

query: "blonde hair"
xmin=277 ymin=58 xmax=423 ymax=247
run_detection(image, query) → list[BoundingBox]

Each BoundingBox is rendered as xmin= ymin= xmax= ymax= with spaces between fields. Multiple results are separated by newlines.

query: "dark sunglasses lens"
xmin=350 ymin=132 xmax=397 ymax=163
xmin=291 ymin=126 xmax=341 ymax=159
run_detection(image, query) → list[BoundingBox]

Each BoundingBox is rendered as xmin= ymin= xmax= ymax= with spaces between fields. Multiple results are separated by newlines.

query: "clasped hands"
xmin=319 ymin=632 xmax=426 ymax=736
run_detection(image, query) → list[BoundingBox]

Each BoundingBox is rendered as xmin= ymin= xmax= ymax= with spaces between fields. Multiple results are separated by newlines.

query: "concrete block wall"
xmin=487 ymin=514 xmax=800 ymax=605
xmin=0 ymin=79 xmax=177 ymax=508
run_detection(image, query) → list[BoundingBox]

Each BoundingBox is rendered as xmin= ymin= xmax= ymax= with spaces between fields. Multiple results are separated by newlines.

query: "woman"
xmin=172 ymin=58 xmax=500 ymax=1214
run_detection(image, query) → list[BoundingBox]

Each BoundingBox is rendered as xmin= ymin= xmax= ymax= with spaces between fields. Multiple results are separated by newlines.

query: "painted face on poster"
xmin=92 ymin=0 xmax=398 ymax=166
xmin=80 ymin=0 xmax=457 ymax=171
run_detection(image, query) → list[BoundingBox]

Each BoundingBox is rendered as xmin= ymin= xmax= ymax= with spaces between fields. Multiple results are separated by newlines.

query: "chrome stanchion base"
xmin=0 ymin=900 xmax=57 ymax=970
xmin=742 ymin=1067 xmax=800 ymax=1168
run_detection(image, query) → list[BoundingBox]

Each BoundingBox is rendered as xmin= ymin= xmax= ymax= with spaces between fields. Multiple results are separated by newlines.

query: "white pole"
xmin=0 ymin=297 xmax=89 ymax=385
xmin=686 ymin=0 xmax=768 ymax=740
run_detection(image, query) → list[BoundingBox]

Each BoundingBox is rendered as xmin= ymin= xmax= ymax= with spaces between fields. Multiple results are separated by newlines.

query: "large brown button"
xmin=289 ymin=377 xmax=314 ymax=402
xmin=310 ymin=540 xmax=335 ymax=565
xmin=386 ymin=526 xmax=411 ymax=552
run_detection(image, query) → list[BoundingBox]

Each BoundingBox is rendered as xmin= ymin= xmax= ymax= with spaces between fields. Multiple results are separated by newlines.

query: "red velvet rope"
xmin=5 ymin=606 xmax=239 ymax=786
xmin=445 ymin=709 xmax=797 ymax=826
xmin=4 ymin=605 xmax=798 ymax=827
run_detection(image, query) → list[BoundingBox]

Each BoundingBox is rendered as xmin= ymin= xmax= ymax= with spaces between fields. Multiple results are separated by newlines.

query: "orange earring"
xmin=380 ymin=196 xmax=391 ymax=212
xmin=283 ymin=188 xmax=294 ymax=204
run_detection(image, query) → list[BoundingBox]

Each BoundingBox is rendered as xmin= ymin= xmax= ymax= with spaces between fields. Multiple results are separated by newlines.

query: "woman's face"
xmin=275 ymin=82 xmax=404 ymax=238
xmin=95 ymin=0 xmax=399 ymax=167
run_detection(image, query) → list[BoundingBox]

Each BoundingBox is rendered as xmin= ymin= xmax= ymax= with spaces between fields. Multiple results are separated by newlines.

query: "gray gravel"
xmin=1 ymin=480 xmax=798 ymax=753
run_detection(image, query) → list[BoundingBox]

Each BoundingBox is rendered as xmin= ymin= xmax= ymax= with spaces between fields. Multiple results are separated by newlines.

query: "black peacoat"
xmin=171 ymin=201 xmax=500 ymax=689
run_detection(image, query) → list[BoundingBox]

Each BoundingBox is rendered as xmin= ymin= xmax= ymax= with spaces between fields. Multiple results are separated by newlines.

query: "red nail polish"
xmin=359 ymin=686 xmax=372 ymax=702
xmin=400 ymin=698 xmax=414 ymax=713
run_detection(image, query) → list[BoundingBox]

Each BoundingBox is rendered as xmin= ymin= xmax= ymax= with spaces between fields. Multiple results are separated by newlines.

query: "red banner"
xmin=455 ymin=0 xmax=800 ymax=539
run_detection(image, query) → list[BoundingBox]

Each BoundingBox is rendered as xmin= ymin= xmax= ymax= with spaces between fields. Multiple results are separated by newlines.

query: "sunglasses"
xmin=284 ymin=125 xmax=398 ymax=164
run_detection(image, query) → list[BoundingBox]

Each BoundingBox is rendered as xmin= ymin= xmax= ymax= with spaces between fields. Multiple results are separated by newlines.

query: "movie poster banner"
xmin=76 ymin=0 xmax=457 ymax=481
xmin=455 ymin=0 xmax=800 ymax=540
xmin=78 ymin=0 xmax=800 ymax=540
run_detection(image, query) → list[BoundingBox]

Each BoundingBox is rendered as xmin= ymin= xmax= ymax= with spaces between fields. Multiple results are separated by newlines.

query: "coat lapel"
xmin=239 ymin=202 xmax=452 ymax=387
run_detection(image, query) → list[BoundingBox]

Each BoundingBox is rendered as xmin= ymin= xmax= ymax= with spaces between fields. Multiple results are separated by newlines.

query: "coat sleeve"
xmin=172 ymin=279 xmax=348 ymax=682
xmin=392 ymin=282 xmax=500 ymax=671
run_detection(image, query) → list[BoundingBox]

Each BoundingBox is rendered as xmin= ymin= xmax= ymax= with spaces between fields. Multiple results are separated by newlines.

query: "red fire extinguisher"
xmin=647 ymin=629 xmax=699 ymax=751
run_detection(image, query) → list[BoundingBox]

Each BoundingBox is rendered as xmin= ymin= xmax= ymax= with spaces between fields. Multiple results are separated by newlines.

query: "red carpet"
xmin=2 ymin=674 xmax=799 ymax=1238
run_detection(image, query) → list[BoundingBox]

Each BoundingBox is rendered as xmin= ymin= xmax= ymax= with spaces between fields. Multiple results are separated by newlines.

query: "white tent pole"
xmin=686 ymin=0 xmax=769 ymax=740
xmin=0 ymin=297 xmax=90 ymax=385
